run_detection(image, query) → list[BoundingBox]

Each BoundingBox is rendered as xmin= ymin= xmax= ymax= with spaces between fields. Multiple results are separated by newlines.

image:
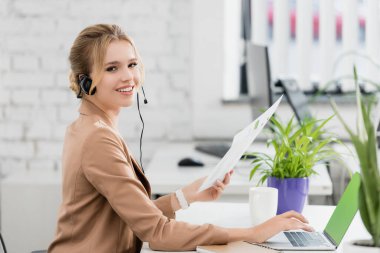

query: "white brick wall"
xmin=28 ymin=159 xmax=56 ymax=171
xmin=0 ymin=0 xmax=192 ymax=174
xmin=35 ymin=141 xmax=63 ymax=159
xmin=11 ymin=89 xmax=39 ymax=105
xmin=0 ymin=141 xmax=34 ymax=159
xmin=0 ymin=90 xmax=10 ymax=105
xmin=0 ymin=159 xmax=27 ymax=175
xmin=0 ymin=123 xmax=23 ymax=140
xmin=41 ymin=55 xmax=69 ymax=72
xmin=0 ymin=55 xmax=11 ymax=71
xmin=13 ymin=55 xmax=39 ymax=71
xmin=26 ymin=122 xmax=52 ymax=140
xmin=3 ymin=72 xmax=54 ymax=87
xmin=0 ymin=108 xmax=3 ymax=121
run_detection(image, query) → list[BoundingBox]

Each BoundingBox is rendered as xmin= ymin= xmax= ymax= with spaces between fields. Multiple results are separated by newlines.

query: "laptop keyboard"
xmin=284 ymin=232 xmax=329 ymax=247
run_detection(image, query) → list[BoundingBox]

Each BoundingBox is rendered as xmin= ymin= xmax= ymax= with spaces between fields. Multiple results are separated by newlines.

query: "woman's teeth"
xmin=117 ymin=87 xmax=133 ymax=92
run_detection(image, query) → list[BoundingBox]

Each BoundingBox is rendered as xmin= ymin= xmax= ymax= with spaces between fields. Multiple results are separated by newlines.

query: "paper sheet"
xmin=198 ymin=95 xmax=283 ymax=192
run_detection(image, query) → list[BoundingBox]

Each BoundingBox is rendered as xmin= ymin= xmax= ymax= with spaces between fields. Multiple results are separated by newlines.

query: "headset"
xmin=77 ymin=74 xmax=96 ymax=98
xmin=77 ymin=74 xmax=148 ymax=172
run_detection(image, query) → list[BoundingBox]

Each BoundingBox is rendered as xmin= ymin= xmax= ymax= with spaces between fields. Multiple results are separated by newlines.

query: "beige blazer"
xmin=48 ymin=99 xmax=229 ymax=253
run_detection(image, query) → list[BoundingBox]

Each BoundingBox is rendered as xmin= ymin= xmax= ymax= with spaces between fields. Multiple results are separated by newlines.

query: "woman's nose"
xmin=121 ymin=67 xmax=133 ymax=82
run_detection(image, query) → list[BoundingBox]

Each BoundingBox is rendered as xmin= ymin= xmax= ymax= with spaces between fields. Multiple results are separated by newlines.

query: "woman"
xmin=48 ymin=24 xmax=312 ymax=253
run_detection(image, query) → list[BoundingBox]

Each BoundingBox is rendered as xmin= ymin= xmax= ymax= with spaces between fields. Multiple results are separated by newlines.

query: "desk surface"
xmin=141 ymin=202 xmax=370 ymax=253
xmin=146 ymin=142 xmax=333 ymax=196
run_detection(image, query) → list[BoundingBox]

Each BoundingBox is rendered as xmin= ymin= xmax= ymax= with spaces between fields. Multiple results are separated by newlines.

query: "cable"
xmin=0 ymin=233 xmax=7 ymax=253
xmin=312 ymin=50 xmax=380 ymax=98
xmin=333 ymin=50 xmax=380 ymax=75
xmin=136 ymin=92 xmax=145 ymax=173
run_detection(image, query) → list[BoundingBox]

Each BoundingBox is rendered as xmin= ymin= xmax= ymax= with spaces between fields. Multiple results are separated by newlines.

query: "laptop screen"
xmin=324 ymin=172 xmax=361 ymax=246
xmin=279 ymin=79 xmax=313 ymax=124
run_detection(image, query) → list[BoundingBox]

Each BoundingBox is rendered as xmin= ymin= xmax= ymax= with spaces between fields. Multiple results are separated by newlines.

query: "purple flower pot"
xmin=267 ymin=177 xmax=309 ymax=215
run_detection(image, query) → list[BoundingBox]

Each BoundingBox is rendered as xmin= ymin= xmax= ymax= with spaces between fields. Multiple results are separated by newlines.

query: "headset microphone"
xmin=141 ymin=86 xmax=148 ymax=104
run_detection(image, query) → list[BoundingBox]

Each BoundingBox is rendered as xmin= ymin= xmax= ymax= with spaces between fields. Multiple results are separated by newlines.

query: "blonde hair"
xmin=68 ymin=24 xmax=144 ymax=97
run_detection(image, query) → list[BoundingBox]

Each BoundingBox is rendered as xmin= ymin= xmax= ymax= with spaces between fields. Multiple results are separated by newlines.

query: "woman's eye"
xmin=129 ymin=62 xmax=138 ymax=68
xmin=106 ymin=66 xmax=117 ymax=72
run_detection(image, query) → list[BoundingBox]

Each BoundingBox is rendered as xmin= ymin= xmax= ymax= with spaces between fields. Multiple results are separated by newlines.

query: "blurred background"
xmin=0 ymin=0 xmax=379 ymax=252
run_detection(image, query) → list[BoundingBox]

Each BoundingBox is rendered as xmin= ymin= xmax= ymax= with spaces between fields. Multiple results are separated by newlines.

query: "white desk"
xmin=146 ymin=142 xmax=333 ymax=199
xmin=141 ymin=202 xmax=370 ymax=253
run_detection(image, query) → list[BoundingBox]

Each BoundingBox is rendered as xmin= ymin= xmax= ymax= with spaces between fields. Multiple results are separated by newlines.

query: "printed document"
xmin=198 ymin=95 xmax=283 ymax=192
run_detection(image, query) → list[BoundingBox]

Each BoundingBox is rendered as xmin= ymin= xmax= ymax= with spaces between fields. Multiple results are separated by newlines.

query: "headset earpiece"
xmin=78 ymin=74 xmax=96 ymax=97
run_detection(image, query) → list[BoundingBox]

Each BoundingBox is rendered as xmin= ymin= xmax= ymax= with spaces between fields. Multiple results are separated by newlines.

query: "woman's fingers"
xmin=212 ymin=180 xmax=226 ymax=193
xmin=287 ymin=219 xmax=314 ymax=232
xmin=213 ymin=185 xmax=224 ymax=192
xmin=281 ymin=210 xmax=309 ymax=223
xmin=302 ymin=224 xmax=315 ymax=232
xmin=222 ymin=170 xmax=234 ymax=184
xmin=211 ymin=170 xmax=234 ymax=193
xmin=279 ymin=211 xmax=314 ymax=232
xmin=215 ymin=180 xmax=225 ymax=190
xmin=248 ymin=212 xmax=314 ymax=244
xmin=212 ymin=185 xmax=224 ymax=197
xmin=222 ymin=174 xmax=229 ymax=184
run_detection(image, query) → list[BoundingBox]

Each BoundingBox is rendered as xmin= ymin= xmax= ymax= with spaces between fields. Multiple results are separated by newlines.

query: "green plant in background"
xmin=331 ymin=66 xmax=380 ymax=247
xmin=246 ymin=115 xmax=342 ymax=185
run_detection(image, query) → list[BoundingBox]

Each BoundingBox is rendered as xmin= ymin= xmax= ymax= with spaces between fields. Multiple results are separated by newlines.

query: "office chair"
xmin=0 ymin=230 xmax=46 ymax=253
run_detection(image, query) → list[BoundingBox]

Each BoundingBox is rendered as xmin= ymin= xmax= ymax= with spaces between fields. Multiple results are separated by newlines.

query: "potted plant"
xmin=330 ymin=67 xmax=380 ymax=251
xmin=246 ymin=115 xmax=341 ymax=214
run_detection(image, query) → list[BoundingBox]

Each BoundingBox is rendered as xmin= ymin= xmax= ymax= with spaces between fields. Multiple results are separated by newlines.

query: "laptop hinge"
xmin=323 ymin=230 xmax=337 ymax=248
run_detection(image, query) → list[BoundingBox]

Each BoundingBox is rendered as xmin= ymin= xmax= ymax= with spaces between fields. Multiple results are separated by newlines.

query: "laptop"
xmin=258 ymin=172 xmax=360 ymax=251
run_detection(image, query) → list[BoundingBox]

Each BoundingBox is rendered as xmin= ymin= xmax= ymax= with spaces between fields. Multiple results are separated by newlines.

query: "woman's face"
xmin=91 ymin=40 xmax=141 ymax=113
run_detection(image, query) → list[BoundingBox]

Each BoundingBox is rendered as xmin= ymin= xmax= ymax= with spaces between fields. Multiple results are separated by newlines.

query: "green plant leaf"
xmin=330 ymin=65 xmax=380 ymax=246
xmin=249 ymin=163 xmax=262 ymax=181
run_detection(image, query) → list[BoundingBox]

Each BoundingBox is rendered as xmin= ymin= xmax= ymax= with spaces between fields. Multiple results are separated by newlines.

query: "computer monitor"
xmin=246 ymin=43 xmax=273 ymax=118
xmin=194 ymin=44 xmax=273 ymax=159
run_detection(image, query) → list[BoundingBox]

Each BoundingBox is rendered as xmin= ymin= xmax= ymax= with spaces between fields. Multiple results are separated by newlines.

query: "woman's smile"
xmin=116 ymin=85 xmax=134 ymax=96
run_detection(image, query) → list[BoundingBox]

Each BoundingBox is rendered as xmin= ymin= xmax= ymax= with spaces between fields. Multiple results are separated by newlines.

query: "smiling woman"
xmin=90 ymin=40 xmax=141 ymax=112
xmin=47 ymin=24 xmax=313 ymax=253
xmin=68 ymin=24 xmax=144 ymax=116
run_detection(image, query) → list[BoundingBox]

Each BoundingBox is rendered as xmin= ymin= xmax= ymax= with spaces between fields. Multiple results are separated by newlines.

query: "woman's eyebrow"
xmin=104 ymin=58 xmax=138 ymax=66
xmin=104 ymin=61 xmax=120 ymax=66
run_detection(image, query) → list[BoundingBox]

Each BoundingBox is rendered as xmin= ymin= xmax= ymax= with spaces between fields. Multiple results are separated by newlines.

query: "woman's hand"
xmin=182 ymin=170 xmax=234 ymax=204
xmin=246 ymin=210 xmax=314 ymax=243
